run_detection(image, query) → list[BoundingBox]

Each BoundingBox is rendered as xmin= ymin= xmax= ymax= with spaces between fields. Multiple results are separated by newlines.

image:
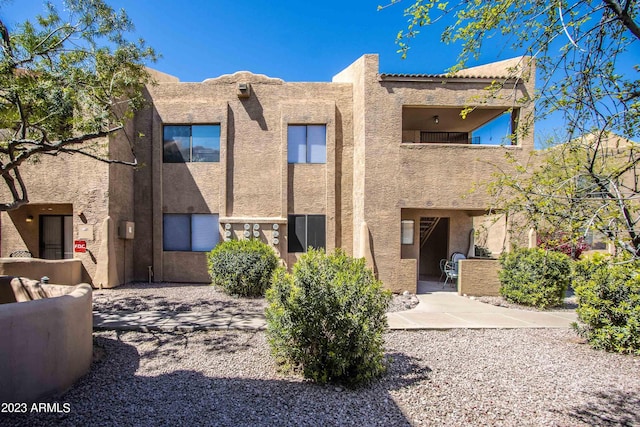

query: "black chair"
xmin=9 ymin=250 xmax=32 ymax=258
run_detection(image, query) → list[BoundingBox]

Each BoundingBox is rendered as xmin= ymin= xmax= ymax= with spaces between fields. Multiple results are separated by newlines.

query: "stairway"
xmin=420 ymin=217 xmax=440 ymax=248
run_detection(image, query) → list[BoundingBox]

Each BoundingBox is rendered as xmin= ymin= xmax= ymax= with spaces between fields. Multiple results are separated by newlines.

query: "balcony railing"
xmin=416 ymin=131 xmax=480 ymax=145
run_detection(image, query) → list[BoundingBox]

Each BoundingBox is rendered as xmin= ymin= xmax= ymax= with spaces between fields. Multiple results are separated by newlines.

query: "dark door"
xmin=40 ymin=215 xmax=73 ymax=259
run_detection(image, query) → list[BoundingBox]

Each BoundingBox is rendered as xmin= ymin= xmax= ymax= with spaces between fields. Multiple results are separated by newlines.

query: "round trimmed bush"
xmin=207 ymin=239 xmax=279 ymax=297
xmin=265 ymin=248 xmax=391 ymax=387
xmin=498 ymin=247 xmax=572 ymax=309
xmin=573 ymin=254 xmax=640 ymax=355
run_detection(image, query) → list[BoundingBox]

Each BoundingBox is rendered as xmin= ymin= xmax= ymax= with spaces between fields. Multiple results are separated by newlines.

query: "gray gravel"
xmin=92 ymin=281 xmax=418 ymax=313
xmin=4 ymin=283 xmax=639 ymax=426
xmin=475 ymin=290 xmax=578 ymax=312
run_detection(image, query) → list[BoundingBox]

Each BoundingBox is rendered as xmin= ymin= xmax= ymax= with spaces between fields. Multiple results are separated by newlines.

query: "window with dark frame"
xmin=287 ymin=214 xmax=326 ymax=253
xmin=163 ymin=214 xmax=219 ymax=251
xmin=163 ymin=125 xmax=220 ymax=163
xmin=287 ymin=125 xmax=326 ymax=164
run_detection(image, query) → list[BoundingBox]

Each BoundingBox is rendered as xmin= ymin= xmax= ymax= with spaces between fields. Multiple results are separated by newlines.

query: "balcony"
xmin=402 ymin=106 xmax=517 ymax=146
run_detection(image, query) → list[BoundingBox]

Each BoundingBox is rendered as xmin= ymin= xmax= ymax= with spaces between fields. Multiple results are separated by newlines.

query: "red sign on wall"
xmin=74 ymin=240 xmax=87 ymax=253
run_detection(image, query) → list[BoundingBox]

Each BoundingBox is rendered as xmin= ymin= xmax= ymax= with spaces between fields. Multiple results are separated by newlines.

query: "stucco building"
xmin=0 ymin=54 xmax=535 ymax=293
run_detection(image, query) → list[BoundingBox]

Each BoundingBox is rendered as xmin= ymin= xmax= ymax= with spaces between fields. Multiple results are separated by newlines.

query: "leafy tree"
xmin=487 ymin=134 xmax=640 ymax=257
xmin=0 ymin=0 xmax=156 ymax=210
xmin=384 ymin=0 xmax=640 ymax=257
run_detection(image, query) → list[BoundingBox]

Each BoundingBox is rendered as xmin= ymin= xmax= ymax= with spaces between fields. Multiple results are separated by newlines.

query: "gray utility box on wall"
xmin=118 ymin=221 xmax=135 ymax=239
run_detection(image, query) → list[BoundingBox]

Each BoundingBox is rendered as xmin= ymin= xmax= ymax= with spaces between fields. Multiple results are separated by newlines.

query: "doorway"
xmin=418 ymin=217 xmax=449 ymax=279
xmin=39 ymin=215 xmax=73 ymax=259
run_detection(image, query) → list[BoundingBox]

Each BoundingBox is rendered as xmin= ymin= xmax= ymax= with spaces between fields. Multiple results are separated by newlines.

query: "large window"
xmin=288 ymin=214 xmax=325 ymax=253
xmin=287 ymin=125 xmax=326 ymax=164
xmin=163 ymin=214 xmax=219 ymax=251
xmin=163 ymin=125 xmax=220 ymax=163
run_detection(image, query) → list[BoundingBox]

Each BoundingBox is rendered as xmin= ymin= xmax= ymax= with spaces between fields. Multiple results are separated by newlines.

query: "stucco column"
xmin=360 ymin=221 xmax=377 ymax=277
xmin=94 ymin=216 xmax=119 ymax=288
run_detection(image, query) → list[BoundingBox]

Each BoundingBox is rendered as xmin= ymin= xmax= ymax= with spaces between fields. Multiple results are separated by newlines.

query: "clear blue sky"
xmin=1 ymin=0 xmax=518 ymax=82
xmin=1 ymin=0 xmax=590 ymax=143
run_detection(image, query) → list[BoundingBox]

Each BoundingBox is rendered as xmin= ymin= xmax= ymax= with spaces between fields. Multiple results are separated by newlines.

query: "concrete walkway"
xmin=93 ymin=281 xmax=577 ymax=332
xmin=387 ymin=292 xmax=577 ymax=330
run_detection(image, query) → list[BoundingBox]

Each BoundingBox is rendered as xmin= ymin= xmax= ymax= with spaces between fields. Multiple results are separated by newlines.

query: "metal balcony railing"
xmin=417 ymin=131 xmax=480 ymax=144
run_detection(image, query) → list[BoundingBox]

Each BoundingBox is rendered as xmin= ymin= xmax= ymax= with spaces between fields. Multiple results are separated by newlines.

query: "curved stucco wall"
xmin=0 ymin=283 xmax=93 ymax=402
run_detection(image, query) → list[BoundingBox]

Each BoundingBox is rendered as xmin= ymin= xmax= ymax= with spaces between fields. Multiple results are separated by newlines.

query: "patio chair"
xmin=451 ymin=252 xmax=466 ymax=263
xmin=439 ymin=259 xmax=448 ymax=282
xmin=443 ymin=261 xmax=459 ymax=288
xmin=9 ymin=250 xmax=32 ymax=258
xmin=443 ymin=252 xmax=466 ymax=288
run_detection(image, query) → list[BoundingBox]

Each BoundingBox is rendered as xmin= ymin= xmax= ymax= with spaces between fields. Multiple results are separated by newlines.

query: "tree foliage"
xmin=387 ymin=0 xmax=638 ymax=139
xmin=488 ymin=134 xmax=640 ymax=257
xmin=385 ymin=0 xmax=640 ymax=257
xmin=0 ymin=0 xmax=156 ymax=210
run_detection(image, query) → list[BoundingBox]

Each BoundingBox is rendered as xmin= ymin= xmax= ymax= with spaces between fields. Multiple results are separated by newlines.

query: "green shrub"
xmin=498 ymin=248 xmax=572 ymax=309
xmin=265 ymin=248 xmax=392 ymax=387
xmin=207 ymin=239 xmax=279 ymax=297
xmin=573 ymin=254 xmax=640 ymax=355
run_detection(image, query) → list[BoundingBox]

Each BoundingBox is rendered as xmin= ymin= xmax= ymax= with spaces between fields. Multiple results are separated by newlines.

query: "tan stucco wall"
xmin=137 ymin=71 xmax=354 ymax=282
xmin=458 ymin=258 xmax=501 ymax=296
xmin=0 ymin=54 xmax=535 ymax=291
xmin=0 ymin=258 xmax=83 ymax=285
xmin=0 ymin=283 xmax=92 ymax=402
xmin=337 ymin=54 xmax=535 ymax=293
xmin=0 ymin=131 xmax=137 ymax=286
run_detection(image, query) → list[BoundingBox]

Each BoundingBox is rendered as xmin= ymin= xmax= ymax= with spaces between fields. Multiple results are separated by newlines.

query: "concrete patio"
xmin=386 ymin=280 xmax=577 ymax=330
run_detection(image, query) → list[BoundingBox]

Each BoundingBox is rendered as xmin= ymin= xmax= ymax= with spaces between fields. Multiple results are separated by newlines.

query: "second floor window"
xmin=287 ymin=125 xmax=326 ymax=164
xmin=163 ymin=125 xmax=220 ymax=163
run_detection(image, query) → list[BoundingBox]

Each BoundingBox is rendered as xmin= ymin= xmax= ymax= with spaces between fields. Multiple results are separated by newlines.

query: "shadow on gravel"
xmin=562 ymin=389 xmax=640 ymax=426
xmin=4 ymin=335 xmax=431 ymax=427
xmin=92 ymin=295 xmax=262 ymax=313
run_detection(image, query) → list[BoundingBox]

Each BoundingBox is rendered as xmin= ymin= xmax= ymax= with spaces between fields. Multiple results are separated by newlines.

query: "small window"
xmin=401 ymin=220 xmax=414 ymax=245
xmin=163 ymin=214 xmax=219 ymax=251
xmin=288 ymin=214 xmax=326 ymax=252
xmin=163 ymin=125 xmax=220 ymax=163
xmin=287 ymin=125 xmax=326 ymax=164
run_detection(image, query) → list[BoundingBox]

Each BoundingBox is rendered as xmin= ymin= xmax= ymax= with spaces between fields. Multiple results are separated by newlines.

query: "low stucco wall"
xmin=0 ymin=283 xmax=93 ymax=402
xmin=458 ymin=258 xmax=501 ymax=297
xmin=397 ymin=258 xmax=418 ymax=294
xmin=0 ymin=258 xmax=84 ymax=285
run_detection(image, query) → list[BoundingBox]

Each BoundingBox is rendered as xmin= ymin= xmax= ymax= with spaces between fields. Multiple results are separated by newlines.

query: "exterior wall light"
xmin=237 ymin=82 xmax=251 ymax=98
xmin=26 ymin=215 xmax=34 ymax=223
xmin=433 ymin=115 xmax=439 ymax=124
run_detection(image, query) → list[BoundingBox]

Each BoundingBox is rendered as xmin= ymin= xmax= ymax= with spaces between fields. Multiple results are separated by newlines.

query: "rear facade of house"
xmin=0 ymin=54 xmax=535 ymax=293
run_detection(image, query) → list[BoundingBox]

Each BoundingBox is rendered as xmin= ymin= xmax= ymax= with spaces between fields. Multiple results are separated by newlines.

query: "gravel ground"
xmin=5 ymin=284 xmax=639 ymax=426
xmin=474 ymin=290 xmax=578 ymax=312
xmin=92 ymin=282 xmax=419 ymax=313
